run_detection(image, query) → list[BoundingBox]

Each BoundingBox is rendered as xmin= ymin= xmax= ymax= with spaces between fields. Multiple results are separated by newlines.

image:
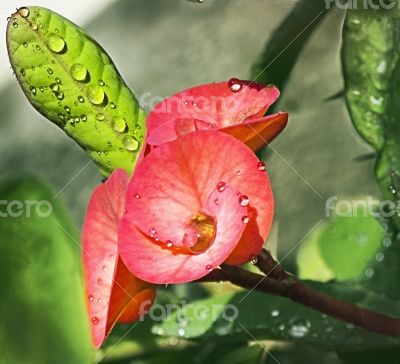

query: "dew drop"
xmin=242 ymin=215 xmax=250 ymax=224
xmin=178 ymin=328 xmax=185 ymax=336
xmin=123 ymin=135 xmax=139 ymax=151
xmin=88 ymin=85 xmax=105 ymax=105
xmin=228 ymin=78 xmax=242 ymax=92
xmin=78 ymin=95 xmax=85 ymax=103
xmin=110 ymin=102 xmax=117 ymax=109
xmin=214 ymin=198 xmax=219 ymax=205
xmin=236 ymin=169 xmax=243 ymax=176
xmin=39 ymin=86 xmax=44 ymax=92
xmin=111 ymin=117 xmax=127 ymax=133
xmin=23 ymin=42 xmax=28 ymax=48
xmin=81 ymin=114 xmax=87 ymax=122
xmin=375 ymin=252 xmax=384 ymax=262
xmin=205 ymin=264 xmax=213 ymax=271
xmin=216 ymin=181 xmax=227 ymax=192
xmin=18 ymin=7 xmax=30 ymax=18
xmin=29 ymin=86 xmax=36 ymax=95
xmin=47 ymin=68 xmax=53 ymax=75
xmin=47 ymin=34 xmax=66 ymax=53
xmin=91 ymin=316 xmax=100 ymax=325
xmin=71 ymin=63 xmax=88 ymax=82
xmin=239 ymin=195 xmax=249 ymax=207
xmin=364 ymin=267 xmax=374 ymax=278
xmin=270 ymin=309 xmax=280 ymax=318
xmin=149 ymin=227 xmax=156 ymax=235
xmin=134 ymin=193 xmax=140 ymax=199
xmin=30 ymin=23 xmax=38 ymax=31
xmin=98 ymin=79 xmax=105 ymax=86
xmin=88 ymin=294 xmax=94 ymax=302
xmin=389 ymin=185 xmax=397 ymax=194
xmin=166 ymin=240 xmax=174 ymax=248
xmin=97 ymin=278 xmax=103 ymax=285
xmin=288 ymin=319 xmax=311 ymax=338
xmin=20 ymin=68 xmax=26 ymax=77
xmin=55 ymin=77 xmax=61 ymax=84
xmin=96 ymin=113 xmax=105 ymax=121
xmin=257 ymin=161 xmax=266 ymax=171
xmin=250 ymin=256 xmax=258 ymax=264
xmin=36 ymin=45 xmax=41 ymax=50
xmin=64 ymin=106 xmax=71 ymax=114
xmin=13 ymin=22 xmax=18 ymax=28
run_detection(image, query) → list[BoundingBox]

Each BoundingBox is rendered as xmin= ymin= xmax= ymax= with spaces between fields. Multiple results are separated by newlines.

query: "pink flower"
xmin=146 ymin=79 xmax=288 ymax=152
xmin=82 ymin=170 xmax=156 ymax=348
xmin=118 ymin=131 xmax=274 ymax=284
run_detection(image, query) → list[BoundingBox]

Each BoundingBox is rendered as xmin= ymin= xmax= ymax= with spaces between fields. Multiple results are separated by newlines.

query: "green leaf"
xmin=157 ymin=282 xmax=400 ymax=351
xmin=298 ymin=198 xmax=385 ymax=282
xmin=251 ymin=0 xmax=329 ymax=95
xmin=0 ymin=177 xmax=92 ymax=363
xmin=7 ymin=7 xmax=146 ymax=177
xmin=342 ymin=3 xmax=400 ymax=298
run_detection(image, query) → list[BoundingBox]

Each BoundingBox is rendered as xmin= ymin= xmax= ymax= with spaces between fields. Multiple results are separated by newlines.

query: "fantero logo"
xmin=324 ymin=0 xmax=397 ymax=9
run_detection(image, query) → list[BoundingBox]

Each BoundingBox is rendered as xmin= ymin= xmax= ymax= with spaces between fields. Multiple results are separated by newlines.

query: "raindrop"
xmin=364 ymin=267 xmax=374 ymax=278
xmin=250 ymin=256 xmax=258 ymax=265
xmin=110 ymin=102 xmax=117 ymax=109
xmin=23 ymin=42 xmax=28 ymax=48
xmin=383 ymin=237 xmax=392 ymax=247
xmin=78 ymin=95 xmax=85 ymax=103
xmin=134 ymin=193 xmax=140 ymax=199
xmin=46 ymin=34 xmax=66 ymax=53
xmin=31 ymin=66 xmax=35 ymax=71
xmin=30 ymin=23 xmax=38 ymax=31
xmin=178 ymin=328 xmax=185 ymax=336
xmin=389 ymin=185 xmax=397 ymax=194
xmin=29 ymin=86 xmax=36 ymax=95
xmin=216 ymin=181 xmax=227 ymax=192
xmin=205 ymin=264 xmax=213 ymax=271
xmin=39 ymin=86 xmax=44 ymax=92
xmin=36 ymin=45 xmax=41 ymax=50
xmin=123 ymin=136 xmax=139 ymax=151
xmin=98 ymin=79 xmax=105 ymax=86
xmin=18 ymin=7 xmax=30 ymax=18
xmin=267 ymin=84 xmax=277 ymax=89
xmin=81 ymin=114 xmax=87 ymax=122
xmin=242 ymin=215 xmax=249 ymax=224
xmin=166 ymin=240 xmax=174 ymax=248
xmin=228 ymin=78 xmax=242 ymax=92
xmin=13 ymin=22 xmax=18 ymax=28
xmin=71 ymin=63 xmax=88 ymax=82
xmin=97 ymin=278 xmax=103 ymax=285
xmin=270 ymin=309 xmax=280 ymax=318
xmin=375 ymin=252 xmax=384 ymax=262
xmin=239 ymin=195 xmax=249 ymax=207
xmin=288 ymin=319 xmax=311 ymax=338
xmin=236 ymin=169 xmax=243 ymax=176
xmin=111 ymin=117 xmax=127 ymax=133
xmin=96 ymin=113 xmax=105 ymax=121
xmin=88 ymin=295 xmax=94 ymax=302
xmin=183 ymin=213 xmax=216 ymax=254
xmin=257 ymin=161 xmax=266 ymax=171
xmin=214 ymin=198 xmax=219 ymax=205
xmin=20 ymin=69 xmax=26 ymax=76
xmin=55 ymin=77 xmax=61 ymax=84
xmin=91 ymin=317 xmax=100 ymax=325
xmin=47 ymin=68 xmax=53 ymax=75
xmin=88 ymin=85 xmax=105 ymax=105
xmin=64 ymin=106 xmax=71 ymax=114
xmin=149 ymin=227 xmax=156 ymax=235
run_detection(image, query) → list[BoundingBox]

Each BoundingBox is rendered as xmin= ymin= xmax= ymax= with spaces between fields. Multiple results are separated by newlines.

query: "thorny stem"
xmin=199 ymin=249 xmax=400 ymax=337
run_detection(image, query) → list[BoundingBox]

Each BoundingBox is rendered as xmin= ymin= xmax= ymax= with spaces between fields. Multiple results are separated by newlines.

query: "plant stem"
xmin=199 ymin=249 xmax=400 ymax=337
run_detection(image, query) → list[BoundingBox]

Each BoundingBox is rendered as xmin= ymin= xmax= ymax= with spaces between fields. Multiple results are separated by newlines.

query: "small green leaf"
xmin=7 ymin=7 xmax=146 ymax=176
xmin=0 ymin=177 xmax=92 ymax=363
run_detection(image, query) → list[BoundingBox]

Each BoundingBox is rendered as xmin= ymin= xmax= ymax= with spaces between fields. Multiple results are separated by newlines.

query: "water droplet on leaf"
xmin=71 ymin=63 xmax=88 ymax=82
xmin=47 ymin=34 xmax=66 ymax=53
xmin=112 ymin=117 xmax=127 ymax=133
xmin=123 ymin=136 xmax=139 ymax=151
xmin=88 ymin=85 xmax=105 ymax=105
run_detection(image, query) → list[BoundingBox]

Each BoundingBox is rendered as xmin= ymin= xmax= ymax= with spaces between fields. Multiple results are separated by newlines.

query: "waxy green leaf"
xmin=7 ymin=7 xmax=146 ymax=176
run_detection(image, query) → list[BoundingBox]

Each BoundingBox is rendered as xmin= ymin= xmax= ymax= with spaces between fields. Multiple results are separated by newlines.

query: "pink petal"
xmin=147 ymin=80 xmax=280 ymax=146
xmin=119 ymin=131 xmax=274 ymax=282
xmin=82 ymin=169 xmax=155 ymax=348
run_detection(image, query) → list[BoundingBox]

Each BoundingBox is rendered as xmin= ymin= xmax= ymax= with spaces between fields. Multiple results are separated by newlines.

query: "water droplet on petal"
xmin=242 ymin=215 xmax=249 ymax=224
xmin=239 ymin=195 xmax=249 ymax=207
xmin=250 ymin=256 xmax=258 ymax=264
xmin=257 ymin=161 xmax=266 ymax=171
xmin=71 ymin=63 xmax=88 ymax=82
xmin=166 ymin=240 xmax=174 ymax=248
xmin=91 ymin=316 xmax=100 ymax=325
xmin=183 ymin=212 xmax=217 ymax=254
xmin=47 ymin=34 xmax=66 ymax=53
xmin=228 ymin=78 xmax=242 ymax=92
xmin=267 ymin=84 xmax=277 ymax=89
xmin=123 ymin=136 xmax=139 ymax=151
xmin=97 ymin=278 xmax=103 ymax=285
xmin=112 ymin=117 xmax=127 ymax=133
xmin=206 ymin=264 xmax=213 ymax=271
xmin=88 ymin=294 xmax=94 ymax=302
xmin=236 ymin=169 xmax=243 ymax=176
xmin=216 ymin=181 xmax=227 ymax=192
xmin=149 ymin=228 xmax=156 ymax=235
xmin=135 ymin=193 xmax=140 ymax=199
xmin=214 ymin=198 xmax=219 ymax=205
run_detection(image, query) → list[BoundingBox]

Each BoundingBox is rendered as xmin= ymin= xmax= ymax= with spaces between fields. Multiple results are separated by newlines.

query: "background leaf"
xmin=342 ymin=1 xmax=400 ymax=298
xmin=7 ymin=6 xmax=146 ymax=176
xmin=0 ymin=177 xmax=92 ymax=363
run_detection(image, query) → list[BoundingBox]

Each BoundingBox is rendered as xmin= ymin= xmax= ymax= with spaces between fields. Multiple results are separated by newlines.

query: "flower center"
xmin=182 ymin=212 xmax=216 ymax=254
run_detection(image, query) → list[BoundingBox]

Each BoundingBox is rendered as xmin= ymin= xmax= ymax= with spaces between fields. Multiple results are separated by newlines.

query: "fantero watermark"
xmin=0 ymin=200 xmax=53 ymax=218
xmin=325 ymin=0 xmax=398 ymax=9
xmin=137 ymin=300 xmax=239 ymax=323
xmin=325 ymin=196 xmax=400 ymax=218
